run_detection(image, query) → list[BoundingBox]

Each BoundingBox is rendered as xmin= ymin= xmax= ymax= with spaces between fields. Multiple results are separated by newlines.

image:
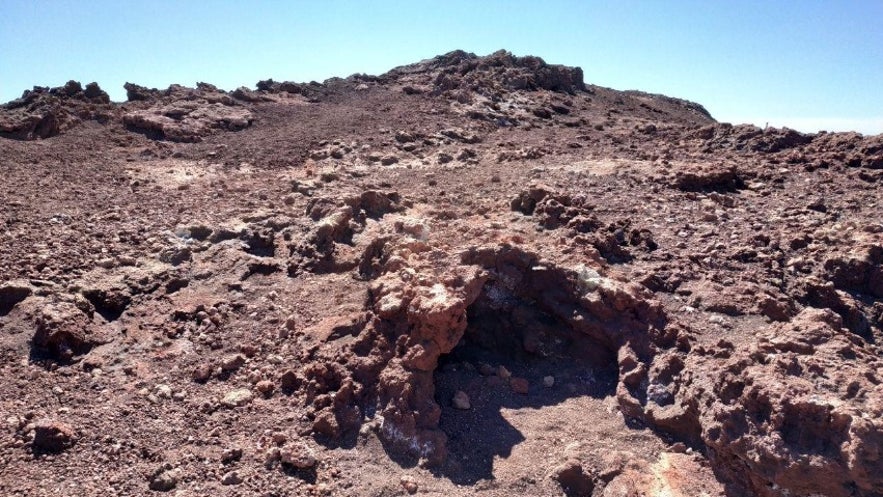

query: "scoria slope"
xmin=0 ymin=50 xmax=881 ymax=497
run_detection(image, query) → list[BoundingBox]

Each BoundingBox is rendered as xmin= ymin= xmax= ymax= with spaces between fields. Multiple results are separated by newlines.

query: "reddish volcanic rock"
xmin=0 ymin=49 xmax=880 ymax=497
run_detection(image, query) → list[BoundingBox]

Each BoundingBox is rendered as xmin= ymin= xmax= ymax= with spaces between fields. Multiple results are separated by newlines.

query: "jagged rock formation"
xmin=120 ymin=82 xmax=254 ymax=142
xmin=380 ymin=49 xmax=587 ymax=94
xmin=0 ymin=80 xmax=111 ymax=139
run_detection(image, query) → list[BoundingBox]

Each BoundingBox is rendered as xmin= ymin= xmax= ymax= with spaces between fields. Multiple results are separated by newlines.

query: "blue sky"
xmin=2 ymin=0 xmax=881 ymax=134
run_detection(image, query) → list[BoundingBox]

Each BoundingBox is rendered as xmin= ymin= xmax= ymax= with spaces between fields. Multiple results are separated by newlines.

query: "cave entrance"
xmin=434 ymin=276 xmax=618 ymax=485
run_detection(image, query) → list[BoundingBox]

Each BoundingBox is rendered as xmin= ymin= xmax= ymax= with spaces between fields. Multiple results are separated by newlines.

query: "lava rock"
xmin=221 ymin=389 xmax=254 ymax=408
xmin=32 ymin=420 xmax=76 ymax=453
xmin=452 ymin=391 xmax=471 ymax=410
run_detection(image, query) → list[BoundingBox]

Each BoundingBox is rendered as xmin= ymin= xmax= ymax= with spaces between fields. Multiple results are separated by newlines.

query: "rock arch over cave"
xmin=433 ymin=270 xmax=620 ymax=484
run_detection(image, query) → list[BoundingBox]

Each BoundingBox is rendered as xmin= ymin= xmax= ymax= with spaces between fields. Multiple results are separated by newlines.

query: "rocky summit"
xmin=1 ymin=50 xmax=881 ymax=497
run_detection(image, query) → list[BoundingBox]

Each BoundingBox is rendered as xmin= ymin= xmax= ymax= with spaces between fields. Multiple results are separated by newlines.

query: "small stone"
xmin=5 ymin=416 xmax=19 ymax=428
xmin=221 ymin=471 xmax=243 ymax=485
xmin=256 ymin=380 xmax=275 ymax=396
xmin=478 ymin=363 xmax=496 ymax=376
xmin=359 ymin=419 xmax=380 ymax=437
xmin=747 ymin=181 xmax=765 ymax=190
xmin=543 ymin=376 xmax=556 ymax=388
xmin=247 ymin=371 xmax=262 ymax=384
xmin=239 ymin=344 xmax=259 ymax=357
xmin=158 ymin=245 xmax=192 ymax=266
xmin=670 ymin=442 xmax=688 ymax=453
xmin=395 ymin=130 xmax=416 ymax=143
xmin=400 ymin=475 xmax=419 ymax=494
xmin=97 ymin=257 xmax=116 ymax=269
xmin=380 ymin=155 xmax=399 ymax=166
xmin=148 ymin=469 xmax=179 ymax=492
xmin=279 ymin=370 xmax=301 ymax=393
xmin=32 ymin=420 xmax=75 ymax=453
xmin=221 ymin=447 xmax=243 ymax=463
xmin=312 ymin=410 xmax=340 ymax=437
xmin=221 ymin=388 xmax=254 ymax=408
xmin=221 ymin=353 xmax=246 ymax=371
xmin=154 ymin=384 xmax=173 ymax=399
xmin=510 ymin=377 xmax=529 ymax=394
xmin=497 ymin=365 xmax=512 ymax=380
xmin=192 ymin=363 xmax=212 ymax=382
xmin=452 ymin=390 xmax=471 ymax=410
xmin=284 ymin=315 xmax=297 ymax=331
xmin=280 ymin=442 xmax=317 ymax=468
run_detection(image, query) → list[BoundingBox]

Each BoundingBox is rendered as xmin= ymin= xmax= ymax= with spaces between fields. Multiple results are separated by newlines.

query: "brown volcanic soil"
xmin=1 ymin=50 xmax=882 ymax=497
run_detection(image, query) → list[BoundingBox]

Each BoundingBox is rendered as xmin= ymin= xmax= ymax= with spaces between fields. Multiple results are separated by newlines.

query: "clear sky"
xmin=2 ymin=0 xmax=881 ymax=134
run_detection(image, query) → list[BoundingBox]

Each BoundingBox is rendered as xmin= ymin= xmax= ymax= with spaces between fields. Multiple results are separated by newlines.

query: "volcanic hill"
xmin=1 ymin=50 xmax=881 ymax=497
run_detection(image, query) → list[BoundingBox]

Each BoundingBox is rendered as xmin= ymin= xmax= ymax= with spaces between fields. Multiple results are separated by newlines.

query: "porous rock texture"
xmin=1 ymin=50 xmax=881 ymax=496
xmin=0 ymin=80 xmax=111 ymax=140
xmin=121 ymin=83 xmax=254 ymax=142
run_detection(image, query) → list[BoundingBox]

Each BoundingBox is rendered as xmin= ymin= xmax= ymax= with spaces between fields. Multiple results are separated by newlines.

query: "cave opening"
xmin=433 ymin=275 xmax=618 ymax=485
